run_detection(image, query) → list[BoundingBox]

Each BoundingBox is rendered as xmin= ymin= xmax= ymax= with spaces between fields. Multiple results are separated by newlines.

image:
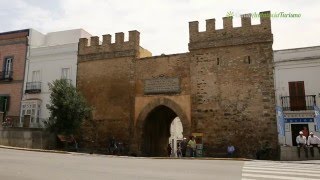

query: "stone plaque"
xmin=144 ymin=77 xmax=180 ymax=94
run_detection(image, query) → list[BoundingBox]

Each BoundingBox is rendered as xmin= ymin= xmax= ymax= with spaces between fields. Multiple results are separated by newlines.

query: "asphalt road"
xmin=0 ymin=148 xmax=244 ymax=180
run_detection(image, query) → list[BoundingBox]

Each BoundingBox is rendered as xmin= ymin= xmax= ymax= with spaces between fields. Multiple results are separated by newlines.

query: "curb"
xmin=150 ymin=157 xmax=251 ymax=161
xmin=0 ymin=145 xmax=69 ymax=154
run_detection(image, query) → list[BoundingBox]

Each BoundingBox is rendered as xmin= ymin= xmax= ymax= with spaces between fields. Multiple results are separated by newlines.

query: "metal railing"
xmin=281 ymin=95 xmax=316 ymax=111
xmin=0 ymin=71 xmax=13 ymax=81
xmin=25 ymin=82 xmax=41 ymax=93
xmin=62 ymin=78 xmax=72 ymax=84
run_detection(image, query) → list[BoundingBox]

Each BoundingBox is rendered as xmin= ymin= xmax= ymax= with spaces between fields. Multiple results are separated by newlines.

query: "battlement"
xmin=189 ymin=11 xmax=273 ymax=50
xmin=78 ymin=30 xmax=140 ymax=57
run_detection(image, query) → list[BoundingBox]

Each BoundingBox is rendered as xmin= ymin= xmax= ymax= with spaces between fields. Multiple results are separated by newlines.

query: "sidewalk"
xmin=0 ymin=145 xmax=250 ymax=161
xmin=0 ymin=145 xmax=68 ymax=154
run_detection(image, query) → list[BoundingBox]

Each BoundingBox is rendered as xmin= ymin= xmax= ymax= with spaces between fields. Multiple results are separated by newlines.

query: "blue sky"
xmin=1 ymin=0 xmax=319 ymax=55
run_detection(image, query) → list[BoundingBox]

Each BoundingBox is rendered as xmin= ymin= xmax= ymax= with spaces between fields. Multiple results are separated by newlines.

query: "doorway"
xmin=141 ymin=105 xmax=181 ymax=157
xmin=291 ymin=124 xmax=308 ymax=146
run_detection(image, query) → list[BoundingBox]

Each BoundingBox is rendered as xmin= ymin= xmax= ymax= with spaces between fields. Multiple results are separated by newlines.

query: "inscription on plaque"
xmin=144 ymin=77 xmax=180 ymax=94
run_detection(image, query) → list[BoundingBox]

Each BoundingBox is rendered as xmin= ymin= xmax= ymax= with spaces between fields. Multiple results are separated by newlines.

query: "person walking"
xmin=296 ymin=131 xmax=308 ymax=158
xmin=307 ymin=132 xmax=320 ymax=157
xmin=187 ymin=136 xmax=197 ymax=157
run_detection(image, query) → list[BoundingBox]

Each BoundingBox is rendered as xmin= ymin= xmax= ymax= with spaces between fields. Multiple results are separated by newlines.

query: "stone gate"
xmin=77 ymin=11 xmax=278 ymax=157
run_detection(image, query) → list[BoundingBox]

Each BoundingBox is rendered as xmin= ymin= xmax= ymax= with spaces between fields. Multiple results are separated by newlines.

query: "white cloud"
xmin=0 ymin=0 xmax=320 ymax=55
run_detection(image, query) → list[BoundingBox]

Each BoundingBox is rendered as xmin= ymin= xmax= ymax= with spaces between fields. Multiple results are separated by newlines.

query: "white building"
xmin=274 ymin=46 xmax=320 ymax=146
xmin=21 ymin=29 xmax=92 ymax=127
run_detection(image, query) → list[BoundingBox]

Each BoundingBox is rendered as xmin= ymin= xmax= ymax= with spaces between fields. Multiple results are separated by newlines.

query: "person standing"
xmin=307 ymin=132 xmax=320 ymax=157
xmin=180 ymin=138 xmax=187 ymax=157
xmin=302 ymin=126 xmax=309 ymax=140
xmin=188 ymin=136 xmax=197 ymax=157
xmin=296 ymin=131 xmax=308 ymax=158
xmin=177 ymin=143 xmax=182 ymax=157
xmin=227 ymin=144 xmax=235 ymax=158
xmin=167 ymin=144 xmax=172 ymax=157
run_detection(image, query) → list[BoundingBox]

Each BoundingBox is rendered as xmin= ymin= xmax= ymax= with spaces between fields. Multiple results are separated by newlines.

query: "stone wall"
xmin=0 ymin=128 xmax=55 ymax=149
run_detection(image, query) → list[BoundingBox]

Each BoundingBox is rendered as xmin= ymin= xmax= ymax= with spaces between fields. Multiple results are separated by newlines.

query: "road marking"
xmin=242 ymin=173 xmax=319 ymax=180
xmin=243 ymin=166 xmax=320 ymax=173
xmin=243 ymin=169 xmax=320 ymax=178
xmin=242 ymin=161 xmax=320 ymax=180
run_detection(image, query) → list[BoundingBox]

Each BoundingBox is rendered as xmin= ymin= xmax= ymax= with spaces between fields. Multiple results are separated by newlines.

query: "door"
xmin=291 ymin=124 xmax=308 ymax=146
xmin=289 ymin=81 xmax=306 ymax=111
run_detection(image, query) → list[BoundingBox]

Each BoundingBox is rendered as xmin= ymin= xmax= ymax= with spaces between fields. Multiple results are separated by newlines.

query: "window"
xmin=20 ymin=100 xmax=41 ymax=123
xmin=4 ymin=57 xmax=13 ymax=78
xmin=32 ymin=70 xmax=40 ymax=82
xmin=0 ymin=96 xmax=9 ymax=112
xmin=61 ymin=68 xmax=71 ymax=79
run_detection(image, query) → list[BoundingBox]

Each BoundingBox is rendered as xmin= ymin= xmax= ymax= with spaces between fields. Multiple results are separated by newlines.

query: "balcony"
xmin=0 ymin=71 xmax=13 ymax=81
xmin=25 ymin=82 xmax=41 ymax=94
xmin=61 ymin=78 xmax=72 ymax=85
xmin=281 ymin=95 xmax=316 ymax=111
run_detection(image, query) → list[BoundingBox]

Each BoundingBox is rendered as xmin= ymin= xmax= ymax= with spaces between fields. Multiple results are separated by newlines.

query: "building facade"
xmin=77 ymin=11 xmax=278 ymax=157
xmin=274 ymin=46 xmax=320 ymax=146
xmin=0 ymin=29 xmax=29 ymax=124
xmin=21 ymin=29 xmax=92 ymax=127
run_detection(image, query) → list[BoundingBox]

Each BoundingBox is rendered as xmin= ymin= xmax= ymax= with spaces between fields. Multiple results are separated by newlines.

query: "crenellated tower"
xmin=78 ymin=30 xmax=151 ymax=62
xmin=189 ymin=11 xmax=272 ymax=51
xmin=188 ymin=11 xmax=277 ymax=157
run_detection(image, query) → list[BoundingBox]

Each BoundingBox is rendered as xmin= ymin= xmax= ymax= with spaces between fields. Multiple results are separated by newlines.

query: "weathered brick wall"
xmin=189 ymin=12 xmax=277 ymax=157
xmin=0 ymin=31 xmax=28 ymax=117
xmin=77 ymin=57 xmax=134 ymax=144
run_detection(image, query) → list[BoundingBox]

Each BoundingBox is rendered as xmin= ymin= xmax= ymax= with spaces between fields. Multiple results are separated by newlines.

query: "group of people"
xmin=296 ymin=129 xmax=320 ymax=158
xmin=167 ymin=136 xmax=197 ymax=157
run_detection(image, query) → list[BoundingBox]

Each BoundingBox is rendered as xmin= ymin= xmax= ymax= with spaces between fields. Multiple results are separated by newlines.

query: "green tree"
xmin=46 ymin=79 xmax=91 ymax=135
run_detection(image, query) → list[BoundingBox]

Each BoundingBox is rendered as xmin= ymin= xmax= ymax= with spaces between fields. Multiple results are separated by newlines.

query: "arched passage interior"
xmin=141 ymin=105 xmax=182 ymax=157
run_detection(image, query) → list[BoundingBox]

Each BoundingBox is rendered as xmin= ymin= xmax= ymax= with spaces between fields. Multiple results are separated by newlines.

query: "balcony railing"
xmin=61 ymin=78 xmax=72 ymax=84
xmin=25 ymin=82 xmax=41 ymax=93
xmin=0 ymin=71 xmax=13 ymax=81
xmin=281 ymin=95 xmax=316 ymax=111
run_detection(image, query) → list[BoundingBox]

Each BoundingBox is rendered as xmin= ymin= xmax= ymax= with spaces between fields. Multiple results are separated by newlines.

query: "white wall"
xmin=274 ymin=46 xmax=320 ymax=106
xmin=22 ymin=29 xmax=92 ymax=125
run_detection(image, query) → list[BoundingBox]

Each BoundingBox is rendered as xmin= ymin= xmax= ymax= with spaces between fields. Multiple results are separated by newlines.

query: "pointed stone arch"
xmin=132 ymin=97 xmax=191 ymax=156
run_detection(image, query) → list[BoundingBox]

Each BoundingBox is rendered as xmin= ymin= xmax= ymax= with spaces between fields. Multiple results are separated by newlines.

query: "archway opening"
xmin=169 ymin=117 xmax=183 ymax=157
xmin=141 ymin=105 xmax=183 ymax=157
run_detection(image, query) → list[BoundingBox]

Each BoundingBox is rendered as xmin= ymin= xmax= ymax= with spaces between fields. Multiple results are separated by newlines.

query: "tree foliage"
xmin=46 ymin=79 xmax=91 ymax=135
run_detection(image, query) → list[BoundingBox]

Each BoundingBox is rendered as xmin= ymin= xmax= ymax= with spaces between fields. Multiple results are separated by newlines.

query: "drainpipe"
xmin=20 ymin=30 xmax=31 ymax=125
